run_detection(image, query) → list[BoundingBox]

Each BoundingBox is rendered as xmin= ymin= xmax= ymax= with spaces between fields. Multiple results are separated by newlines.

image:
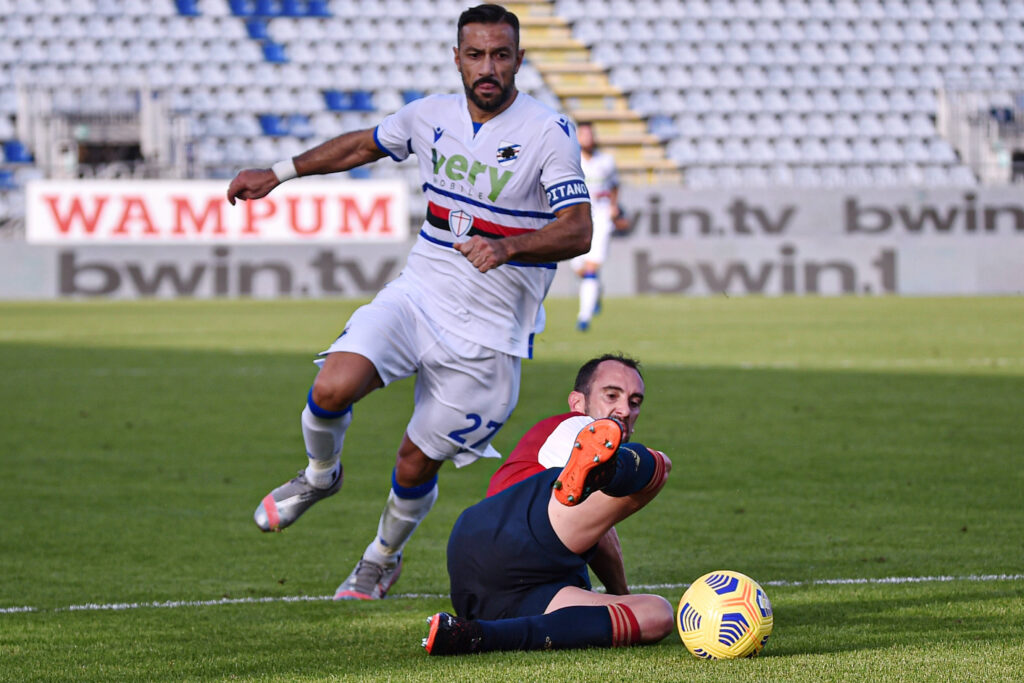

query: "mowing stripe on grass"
xmin=3 ymin=573 xmax=1022 ymax=615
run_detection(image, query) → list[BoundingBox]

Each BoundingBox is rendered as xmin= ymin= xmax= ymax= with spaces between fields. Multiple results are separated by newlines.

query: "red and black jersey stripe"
xmin=425 ymin=202 xmax=535 ymax=240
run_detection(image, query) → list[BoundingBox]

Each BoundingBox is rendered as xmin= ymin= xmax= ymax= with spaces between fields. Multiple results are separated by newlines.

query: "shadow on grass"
xmin=768 ymin=582 xmax=1024 ymax=656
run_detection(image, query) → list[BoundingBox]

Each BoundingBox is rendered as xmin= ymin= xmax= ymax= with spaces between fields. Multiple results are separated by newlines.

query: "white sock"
xmin=305 ymin=458 xmax=340 ymax=489
xmin=578 ymin=275 xmax=600 ymax=322
xmin=363 ymin=485 xmax=439 ymax=564
xmin=301 ymin=404 xmax=351 ymax=488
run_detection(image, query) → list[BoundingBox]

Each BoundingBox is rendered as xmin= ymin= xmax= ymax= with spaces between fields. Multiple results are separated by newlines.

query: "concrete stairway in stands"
xmin=501 ymin=0 xmax=681 ymax=184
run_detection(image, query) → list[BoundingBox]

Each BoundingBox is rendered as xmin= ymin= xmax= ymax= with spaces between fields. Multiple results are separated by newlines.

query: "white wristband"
xmin=271 ymin=158 xmax=298 ymax=183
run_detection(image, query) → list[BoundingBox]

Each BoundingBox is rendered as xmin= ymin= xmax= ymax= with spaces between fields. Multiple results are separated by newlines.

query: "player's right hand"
xmin=226 ymin=168 xmax=280 ymax=205
xmin=455 ymin=235 xmax=509 ymax=273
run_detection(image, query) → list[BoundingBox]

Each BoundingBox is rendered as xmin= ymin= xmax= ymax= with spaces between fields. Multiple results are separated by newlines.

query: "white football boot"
xmin=253 ymin=467 xmax=342 ymax=532
xmin=333 ymin=553 xmax=403 ymax=600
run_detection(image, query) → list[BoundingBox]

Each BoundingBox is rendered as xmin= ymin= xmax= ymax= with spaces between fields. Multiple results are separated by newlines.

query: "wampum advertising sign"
xmin=8 ymin=179 xmax=410 ymax=299
xmin=3 ymin=181 xmax=1022 ymax=299
xmin=26 ymin=179 xmax=408 ymax=243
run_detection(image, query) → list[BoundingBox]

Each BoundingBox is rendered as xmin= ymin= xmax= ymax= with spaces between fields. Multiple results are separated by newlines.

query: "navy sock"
xmin=476 ymin=606 xmax=612 ymax=651
xmin=602 ymin=442 xmax=657 ymax=497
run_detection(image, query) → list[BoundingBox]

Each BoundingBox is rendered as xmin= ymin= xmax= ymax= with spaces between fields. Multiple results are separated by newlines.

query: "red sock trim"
xmin=637 ymin=450 xmax=667 ymax=496
xmin=608 ymin=603 xmax=642 ymax=646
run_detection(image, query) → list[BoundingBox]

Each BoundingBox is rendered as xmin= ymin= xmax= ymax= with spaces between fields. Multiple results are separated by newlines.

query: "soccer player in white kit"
xmin=570 ymin=122 xmax=621 ymax=331
xmin=226 ymin=5 xmax=592 ymax=600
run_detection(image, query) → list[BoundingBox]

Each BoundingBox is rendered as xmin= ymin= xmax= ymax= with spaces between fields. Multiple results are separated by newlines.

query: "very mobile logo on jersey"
xmin=431 ymin=147 xmax=514 ymax=202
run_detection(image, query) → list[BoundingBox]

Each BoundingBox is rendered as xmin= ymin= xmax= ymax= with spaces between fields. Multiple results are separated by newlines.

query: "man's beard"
xmin=586 ymin=403 xmax=632 ymax=441
xmin=464 ymin=76 xmax=514 ymax=112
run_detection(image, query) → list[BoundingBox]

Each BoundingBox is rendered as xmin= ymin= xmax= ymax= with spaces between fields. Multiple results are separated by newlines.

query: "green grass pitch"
xmin=1 ymin=296 xmax=1022 ymax=682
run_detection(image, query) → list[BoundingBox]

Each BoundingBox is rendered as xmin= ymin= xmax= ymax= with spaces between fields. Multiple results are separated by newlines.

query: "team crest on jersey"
xmin=496 ymin=141 xmax=521 ymax=165
xmin=448 ymin=209 xmax=474 ymax=237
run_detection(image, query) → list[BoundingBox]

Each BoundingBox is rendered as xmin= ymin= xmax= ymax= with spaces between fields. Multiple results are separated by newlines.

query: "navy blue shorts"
xmin=447 ymin=468 xmax=593 ymax=620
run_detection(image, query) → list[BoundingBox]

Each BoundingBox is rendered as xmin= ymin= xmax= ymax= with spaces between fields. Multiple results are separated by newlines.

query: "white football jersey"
xmin=374 ymin=92 xmax=588 ymax=357
xmin=536 ymin=414 xmax=595 ymax=469
xmin=581 ymin=150 xmax=619 ymax=208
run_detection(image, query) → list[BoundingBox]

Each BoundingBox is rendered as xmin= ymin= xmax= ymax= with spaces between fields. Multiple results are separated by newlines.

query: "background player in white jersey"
xmin=570 ymin=122 xmax=622 ymax=332
xmin=225 ymin=5 xmax=592 ymax=600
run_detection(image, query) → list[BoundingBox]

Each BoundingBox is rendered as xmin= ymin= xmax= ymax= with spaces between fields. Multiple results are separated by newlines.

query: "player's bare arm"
xmin=455 ymin=202 xmax=592 ymax=273
xmin=588 ymin=527 xmax=630 ymax=595
xmin=226 ymin=129 xmax=386 ymax=205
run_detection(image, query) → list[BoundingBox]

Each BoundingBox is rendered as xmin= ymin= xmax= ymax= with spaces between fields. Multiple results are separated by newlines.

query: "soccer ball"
xmin=676 ymin=570 xmax=773 ymax=659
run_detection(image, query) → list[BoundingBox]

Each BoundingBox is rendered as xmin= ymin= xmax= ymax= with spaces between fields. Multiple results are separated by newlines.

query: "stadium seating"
xmin=2 ymin=0 xmax=1024 ymax=226
xmin=555 ymin=0 xmax=1024 ymax=186
xmin=0 ymin=0 xmax=561 ymax=206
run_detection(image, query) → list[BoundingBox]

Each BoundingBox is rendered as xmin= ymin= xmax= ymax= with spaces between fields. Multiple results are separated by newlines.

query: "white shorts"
xmin=320 ymin=279 xmax=521 ymax=468
xmin=570 ymin=203 xmax=615 ymax=270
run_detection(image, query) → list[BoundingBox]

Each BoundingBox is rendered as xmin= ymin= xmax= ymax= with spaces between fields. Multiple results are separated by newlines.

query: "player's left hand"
xmin=455 ymin=236 xmax=508 ymax=273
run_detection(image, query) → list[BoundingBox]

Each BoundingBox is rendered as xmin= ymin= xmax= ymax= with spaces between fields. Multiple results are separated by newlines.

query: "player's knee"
xmin=639 ymin=595 xmax=675 ymax=643
xmin=394 ymin=451 xmax=442 ymax=488
xmin=310 ymin=374 xmax=355 ymax=413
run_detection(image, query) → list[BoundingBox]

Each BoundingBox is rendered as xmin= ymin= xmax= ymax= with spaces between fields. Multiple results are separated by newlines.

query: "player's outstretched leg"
xmin=552 ymin=418 xmax=623 ymax=506
xmin=422 ymin=603 xmax=655 ymax=655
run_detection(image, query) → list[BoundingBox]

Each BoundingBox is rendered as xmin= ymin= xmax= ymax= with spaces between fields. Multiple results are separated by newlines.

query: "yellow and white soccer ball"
xmin=676 ymin=570 xmax=773 ymax=659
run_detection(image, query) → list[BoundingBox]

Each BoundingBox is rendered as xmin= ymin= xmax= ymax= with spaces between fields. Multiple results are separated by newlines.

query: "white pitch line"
xmin=634 ymin=573 xmax=1024 ymax=591
xmin=3 ymin=573 xmax=1022 ymax=615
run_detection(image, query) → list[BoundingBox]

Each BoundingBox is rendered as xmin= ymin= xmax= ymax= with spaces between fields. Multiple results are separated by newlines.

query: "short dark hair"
xmin=457 ymin=4 xmax=520 ymax=47
xmin=573 ymin=353 xmax=643 ymax=394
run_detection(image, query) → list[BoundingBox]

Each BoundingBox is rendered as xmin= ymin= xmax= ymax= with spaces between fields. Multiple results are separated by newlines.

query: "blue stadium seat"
xmin=254 ymin=0 xmax=281 ymax=17
xmin=3 ymin=141 xmax=33 ymax=163
xmin=280 ymin=0 xmax=306 ymax=17
xmin=258 ymin=114 xmax=289 ymax=136
xmin=307 ymin=1 xmax=330 ymax=17
xmin=350 ymin=90 xmax=374 ymax=112
xmin=262 ymin=41 xmax=288 ymax=63
xmin=0 ymin=169 xmax=17 ymax=190
xmin=229 ymin=0 xmax=254 ymax=16
xmin=174 ymin=0 xmax=200 ymax=16
xmin=246 ymin=18 xmax=269 ymax=40
xmin=323 ymin=90 xmax=352 ymax=111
